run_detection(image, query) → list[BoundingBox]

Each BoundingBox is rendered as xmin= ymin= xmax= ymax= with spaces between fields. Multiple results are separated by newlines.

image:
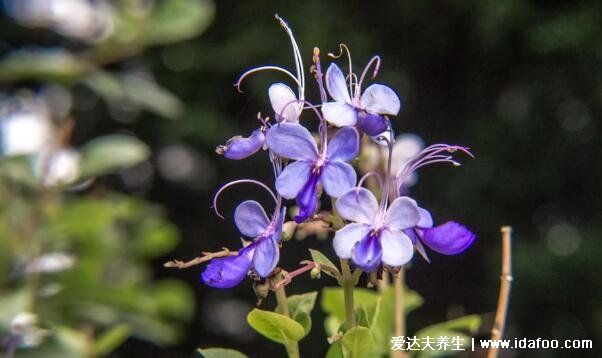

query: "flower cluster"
xmin=201 ymin=16 xmax=475 ymax=289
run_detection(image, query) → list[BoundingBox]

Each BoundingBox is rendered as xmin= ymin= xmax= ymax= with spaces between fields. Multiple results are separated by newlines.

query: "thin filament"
xmin=212 ymin=179 xmax=278 ymax=219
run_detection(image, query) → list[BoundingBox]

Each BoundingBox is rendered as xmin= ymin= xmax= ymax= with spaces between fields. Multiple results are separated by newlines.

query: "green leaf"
xmin=309 ymin=249 xmax=340 ymax=279
xmin=370 ymin=287 xmax=423 ymax=355
xmin=325 ymin=342 xmax=344 ymax=358
xmin=246 ymin=309 xmax=305 ymax=345
xmin=414 ymin=315 xmax=481 ymax=357
xmin=80 ymin=134 xmax=150 ymax=178
xmin=147 ymin=0 xmax=215 ymax=45
xmin=196 ymin=348 xmax=249 ymax=358
xmin=341 ymin=326 xmax=374 ymax=358
xmin=276 ymin=292 xmax=318 ymax=336
xmin=83 ymin=71 xmax=184 ymax=119
xmin=93 ymin=324 xmax=132 ymax=356
xmin=321 ymin=287 xmax=379 ymax=323
xmin=0 ymin=48 xmax=90 ymax=83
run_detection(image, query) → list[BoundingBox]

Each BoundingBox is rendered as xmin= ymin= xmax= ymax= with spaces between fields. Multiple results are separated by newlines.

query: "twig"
xmin=163 ymin=248 xmax=237 ymax=269
xmin=487 ymin=226 xmax=513 ymax=358
xmin=272 ymin=261 xmax=317 ymax=290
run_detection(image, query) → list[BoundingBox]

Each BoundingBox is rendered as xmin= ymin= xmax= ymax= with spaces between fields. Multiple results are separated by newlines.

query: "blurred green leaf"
xmin=309 ymin=249 xmax=340 ymax=279
xmin=196 ymin=348 xmax=249 ymax=358
xmin=147 ymin=0 xmax=215 ymax=45
xmin=0 ymin=49 xmax=90 ymax=83
xmin=0 ymin=289 xmax=29 ymax=331
xmin=246 ymin=309 xmax=305 ymax=345
xmin=370 ymin=287 xmax=423 ymax=356
xmin=325 ymin=341 xmax=344 ymax=358
xmin=414 ymin=315 xmax=481 ymax=357
xmin=340 ymin=326 xmax=373 ymax=358
xmin=93 ymin=324 xmax=132 ymax=356
xmin=80 ymin=134 xmax=149 ymax=178
xmin=276 ymin=291 xmax=317 ymax=336
xmin=83 ymin=71 xmax=184 ymax=119
xmin=152 ymin=280 xmax=195 ymax=321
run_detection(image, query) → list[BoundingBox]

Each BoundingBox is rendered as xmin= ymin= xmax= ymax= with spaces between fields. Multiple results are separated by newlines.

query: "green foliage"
xmin=196 ymin=348 xmax=249 ymax=358
xmin=414 ymin=315 xmax=481 ymax=357
xmin=321 ymin=286 xmax=423 ymax=337
xmin=80 ymin=134 xmax=150 ymax=178
xmin=276 ymin=291 xmax=318 ymax=336
xmin=246 ymin=309 xmax=305 ymax=345
xmin=340 ymin=327 xmax=374 ymax=358
xmin=309 ymin=249 xmax=340 ymax=280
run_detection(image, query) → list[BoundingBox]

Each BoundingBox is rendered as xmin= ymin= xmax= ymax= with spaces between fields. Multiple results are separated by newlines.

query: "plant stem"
xmin=487 ymin=226 xmax=513 ymax=358
xmin=391 ymin=268 xmax=408 ymax=358
xmin=340 ymin=259 xmax=356 ymax=330
xmin=274 ymin=285 xmax=299 ymax=358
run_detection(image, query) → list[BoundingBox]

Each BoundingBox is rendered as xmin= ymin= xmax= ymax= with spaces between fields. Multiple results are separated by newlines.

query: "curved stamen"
xmin=235 ymin=66 xmax=302 ymax=93
xmin=275 ymin=14 xmax=305 ymax=106
xmin=395 ymin=144 xmax=473 ymax=194
xmin=356 ymin=55 xmax=381 ymax=98
xmin=212 ymin=179 xmax=278 ymax=219
xmin=328 ymin=43 xmax=354 ymax=92
xmin=358 ymin=171 xmax=384 ymax=191
xmin=377 ymin=136 xmax=394 ymax=213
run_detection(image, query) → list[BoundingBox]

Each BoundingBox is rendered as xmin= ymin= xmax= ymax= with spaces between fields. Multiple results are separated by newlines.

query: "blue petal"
xmin=357 ymin=112 xmax=389 ymax=136
xmin=326 ymin=127 xmax=359 ymax=162
xmin=234 ymin=200 xmax=270 ymax=237
xmin=335 ymin=187 xmax=378 ymax=224
xmin=321 ymin=161 xmax=356 ymax=198
xmin=421 ymin=221 xmax=476 ymax=255
xmin=275 ymin=160 xmax=313 ymax=199
xmin=333 ymin=222 xmax=371 ymax=259
xmin=360 ymin=84 xmax=401 ymax=115
xmin=417 ymin=207 xmax=433 ymax=228
xmin=322 ymin=102 xmax=357 ymax=127
xmin=266 ymin=123 xmax=318 ymax=161
xmin=325 ymin=63 xmax=351 ymax=103
xmin=294 ymin=171 xmax=320 ymax=223
xmin=351 ymin=232 xmax=383 ymax=273
xmin=217 ymin=129 xmax=265 ymax=160
xmin=380 ymin=228 xmax=414 ymax=267
xmin=201 ymin=244 xmax=255 ymax=288
xmin=384 ymin=196 xmax=421 ymax=230
xmin=252 ymin=237 xmax=279 ymax=277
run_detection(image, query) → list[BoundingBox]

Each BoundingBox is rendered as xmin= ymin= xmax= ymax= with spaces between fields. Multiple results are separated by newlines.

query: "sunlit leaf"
xmin=196 ymin=348 xmax=249 ymax=358
xmin=309 ymin=249 xmax=340 ymax=279
xmin=276 ymin=291 xmax=317 ymax=336
xmin=93 ymin=324 xmax=132 ymax=356
xmin=246 ymin=309 xmax=305 ymax=345
xmin=340 ymin=326 xmax=373 ymax=358
xmin=80 ymin=134 xmax=149 ymax=178
xmin=147 ymin=0 xmax=215 ymax=45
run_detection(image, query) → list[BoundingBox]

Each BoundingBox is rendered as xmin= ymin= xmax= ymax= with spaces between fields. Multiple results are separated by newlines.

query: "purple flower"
xmin=266 ymin=123 xmax=359 ymax=223
xmin=215 ymin=128 xmax=265 ymax=160
xmin=322 ymin=63 xmax=401 ymax=136
xmin=404 ymin=206 xmax=476 ymax=262
xmin=333 ymin=187 xmax=421 ymax=272
xmin=201 ymin=201 xmax=285 ymax=288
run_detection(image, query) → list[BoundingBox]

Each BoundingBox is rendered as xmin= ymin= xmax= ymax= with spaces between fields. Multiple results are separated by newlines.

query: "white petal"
xmin=333 ymin=223 xmax=371 ymax=259
xmin=269 ymin=83 xmax=300 ymax=123
xmin=322 ymin=102 xmax=357 ymax=127
xmin=380 ymin=228 xmax=414 ymax=267
xmin=361 ymin=84 xmax=401 ymax=115
xmin=384 ymin=196 xmax=421 ymax=230
xmin=325 ymin=63 xmax=351 ymax=103
xmin=335 ymin=187 xmax=379 ymax=224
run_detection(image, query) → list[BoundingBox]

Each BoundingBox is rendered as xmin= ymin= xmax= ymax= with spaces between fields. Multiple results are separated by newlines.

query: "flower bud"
xmin=215 ymin=128 xmax=265 ymax=160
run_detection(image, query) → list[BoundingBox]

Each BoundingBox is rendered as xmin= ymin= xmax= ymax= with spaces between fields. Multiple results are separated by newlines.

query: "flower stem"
xmin=340 ymin=260 xmax=356 ymax=330
xmin=487 ymin=226 xmax=513 ymax=358
xmin=274 ymin=285 xmax=299 ymax=358
xmin=392 ymin=268 xmax=408 ymax=358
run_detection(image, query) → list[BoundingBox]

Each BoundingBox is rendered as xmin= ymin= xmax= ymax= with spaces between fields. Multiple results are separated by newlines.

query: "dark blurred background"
xmin=1 ymin=0 xmax=600 ymax=357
